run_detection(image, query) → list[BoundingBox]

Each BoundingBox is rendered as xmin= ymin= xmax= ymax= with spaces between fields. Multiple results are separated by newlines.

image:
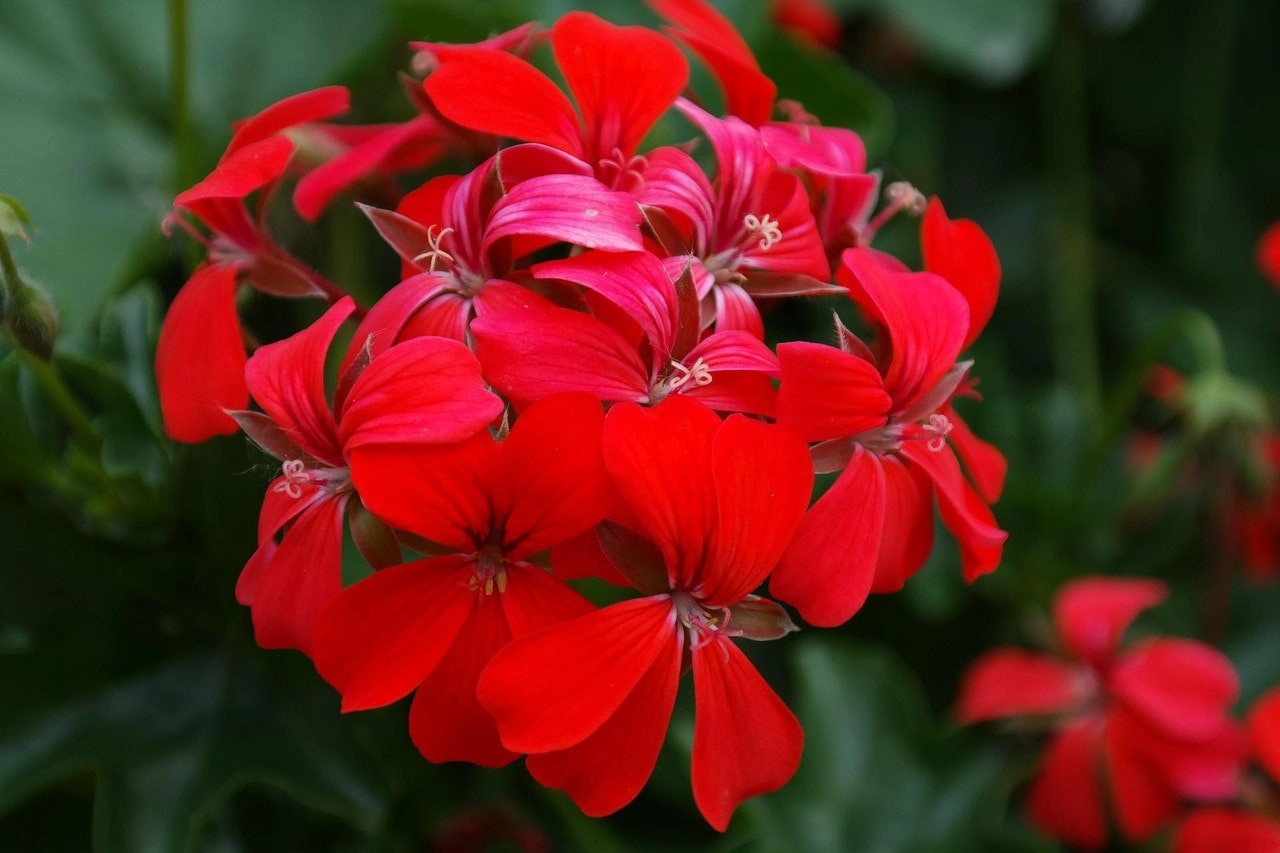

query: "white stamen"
xmin=923 ymin=413 xmax=953 ymax=452
xmin=742 ymin=212 xmax=783 ymax=250
xmin=667 ymin=357 xmax=713 ymax=391
xmin=411 ymin=224 xmax=456 ymax=273
xmin=271 ymin=459 xmax=311 ymax=499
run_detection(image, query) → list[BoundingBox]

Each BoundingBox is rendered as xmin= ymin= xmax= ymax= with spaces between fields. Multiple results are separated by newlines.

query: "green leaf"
xmin=739 ymin=639 xmax=1053 ymax=853
xmin=0 ymin=653 xmax=390 ymax=852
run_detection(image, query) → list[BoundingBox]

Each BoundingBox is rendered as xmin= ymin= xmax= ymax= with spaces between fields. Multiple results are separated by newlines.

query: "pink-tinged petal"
xmin=1111 ymin=638 xmax=1239 ymax=741
xmin=349 ymin=432 xmax=496 ymax=553
xmin=1025 ymin=719 xmax=1109 ymax=852
xmin=251 ymin=493 xmax=349 ymax=655
xmin=921 ymin=197 xmax=1001 ymax=347
xmin=685 ymin=330 xmax=780 ymax=375
xmin=473 ymin=279 xmax=552 ymax=316
xmin=649 ymin=0 xmax=777 ymax=127
xmin=313 ymin=554 xmax=476 ymax=711
xmin=691 ymin=636 xmax=803 ymax=832
xmin=869 ymin=455 xmax=936 ymax=593
xmin=1249 ymin=686 xmax=1280 ymax=784
xmin=761 ymin=123 xmax=867 ymax=178
xmin=1052 ymin=576 xmax=1167 ymax=667
xmin=244 ymin=298 xmax=351 ymax=464
xmin=399 ymin=291 xmax=471 ymax=343
xmin=770 ymin=447 xmax=886 ymax=627
xmin=712 ymin=281 xmax=764 ymax=339
xmin=1105 ymin=706 xmax=1183 ymax=843
xmin=156 ymin=263 xmax=247 ymax=442
xmin=552 ymin=11 xmax=688 ymax=160
xmin=736 ymin=171 xmax=829 ymax=280
xmin=637 ymin=149 xmax=717 ymax=248
xmin=776 ymin=341 xmax=892 ymax=443
xmin=526 ymin=623 xmax=681 ymax=817
xmin=484 ymin=174 xmax=644 ymax=255
xmin=471 ymin=306 xmax=650 ymax=404
xmin=702 ymin=417 xmax=812 ymax=606
xmin=338 ymin=335 xmax=502 ymax=451
xmin=494 ymin=393 xmax=611 ymax=560
xmin=1176 ymin=809 xmax=1280 ymax=853
xmin=1259 ymin=222 xmax=1280 ymax=290
xmin=604 ymin=397 xmax=723 ymax=589
xmin=838 ymin=248 xmax=969 ymax=414
xmin=954 ymin=650 xmax=1086 ymax=723
xmin=408 ymin=591 xmax=517 ymax=767
xmin=946 ymin=405 xmax=1006 ymax=503
xmin=225 ymin=86 xmax=350 ymax=156
xmin=477 ymin=596 xmax=676 ymax=753
xmin=901 ymin=443 xmax=1006 ymax=582
xmin=533 ymin=251 xmax=678 ymax=358
xmin=294 ymin=116 xmax=445 ymax=221
xmin=175 ymin=137 xmax=294 ymax=208
xmin=425 ymin=46 xmax=583 ymax=157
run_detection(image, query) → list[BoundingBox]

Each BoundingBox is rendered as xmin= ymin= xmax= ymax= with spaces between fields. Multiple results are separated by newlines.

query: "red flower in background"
xmin=232 ymin=297 xmax=502 ymax=654
xmin=312 ymin=393 xmax=612 ymax=767
xmin=957 ymin=577 xmax=1247 ymax=850
xmin=477 ymin=396 xmax=811 ymax=830
xmin=1229 ymin=434 xmax=1280 ymax=581
xmin=1258 ymin=222 xmax=1280 ymax=290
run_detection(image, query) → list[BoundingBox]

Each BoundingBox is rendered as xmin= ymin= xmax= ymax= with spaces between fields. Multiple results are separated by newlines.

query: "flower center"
xmin=666 ymin=357 xmax=713 ymax=391
xmin=412 ymin=224 xmax=457 ymax=273
xmin=742 ymin=213 xmax=783 ymax=251
xmin=270 ymin=459 xmax=351 ymax=499
xmin=596 ymin=148 xmax=648 ymax=193
xmin=672 ymin=591 xmax=729 ymax=649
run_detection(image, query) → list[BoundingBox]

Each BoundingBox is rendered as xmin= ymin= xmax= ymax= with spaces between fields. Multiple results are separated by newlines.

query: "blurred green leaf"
xmin=0 ymin=653 xmax=389 ymax=852
xmin=0 ymin=194 xmax=33 ymax=242
xmin=0 ymin=355 xmax=52 ymax=483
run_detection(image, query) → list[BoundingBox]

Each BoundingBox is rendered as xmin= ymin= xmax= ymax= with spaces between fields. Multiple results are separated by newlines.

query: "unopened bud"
xmin=3 ymin=275 xmax=60 ymax=360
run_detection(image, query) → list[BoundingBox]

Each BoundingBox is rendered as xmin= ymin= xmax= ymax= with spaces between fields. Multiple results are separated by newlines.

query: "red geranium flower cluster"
xmin=957 ymin=577 xmax=1249 ymax=850
xmin=157 ymin=0 xmax=1007 ymax=829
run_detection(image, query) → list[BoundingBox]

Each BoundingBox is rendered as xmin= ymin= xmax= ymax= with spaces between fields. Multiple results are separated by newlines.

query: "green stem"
xmin=6 ymin=333 xmax=102 ymax=452
xmin=1042 ymin=4 xmax=1102 ymax=432
xmin=0 ymin=231 xmax=22 ymax=296
xmin=168 ymin=0 xmax=194 ymax=192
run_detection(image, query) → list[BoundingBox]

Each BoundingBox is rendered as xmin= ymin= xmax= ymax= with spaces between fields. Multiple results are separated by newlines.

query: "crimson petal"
xmin=1110 ymin=638 xmax=1239 ymax=741
xmin=1025 ymin=719 xmax=1109 ymax=851
xmin=954 ymin=650 xmax=1085 ymax=723
xmin=776 ymin=341 xmax=892 ymax=443
xmin=1052 ymin=576 xmax=1167 ymax=667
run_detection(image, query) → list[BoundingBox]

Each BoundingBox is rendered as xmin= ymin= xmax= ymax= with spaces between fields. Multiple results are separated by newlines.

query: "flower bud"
xmin=3 ymin=275 xmax=60 ymax=360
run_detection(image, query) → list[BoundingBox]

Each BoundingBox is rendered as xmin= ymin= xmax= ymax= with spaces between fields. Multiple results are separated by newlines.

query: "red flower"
xmin=770 ymin=0 xmax=842 ymax=49
xmin=1258 ymin=221 xmax=1280 ymax=290
xmin=424 ymin=11 xmax=688 ymax=187
xmin=158 ymin=86 xmax=352 ymax=442
xmin=477 ymin=396 xmax=811 ymax=829
xmin=312 ymin=393 xmax=612 ymax=767
xmin=233 ymin=297 xmax=502 ymax=654
xmin=471 ymin=250 xmax=781 ymax=415
xmin=769 ymin=203 xmax=1005 ymax=626
xmin=1229 ymin=434 xmax=1280 ymax=581
xmin=956 ymin=577 xmax=1248 ymax=850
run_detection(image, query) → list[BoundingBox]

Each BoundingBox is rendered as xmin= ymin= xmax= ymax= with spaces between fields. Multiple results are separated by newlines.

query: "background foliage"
xmin=1 ymin=0 xmax=1278 ymax=850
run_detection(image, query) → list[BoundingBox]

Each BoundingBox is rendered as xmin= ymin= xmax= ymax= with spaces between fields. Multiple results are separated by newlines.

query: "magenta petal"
xmin=484 ymin=174 xmax=644 ymax=254
xmin=712 ymin=281 xmax=764 ymax=339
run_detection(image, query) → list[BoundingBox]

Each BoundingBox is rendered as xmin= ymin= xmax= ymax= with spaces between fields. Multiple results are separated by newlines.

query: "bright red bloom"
xmin=477 ymin=396 xmax=811 ymax=829
xmin=956 ymin=577 xmax=1248 ymax=850
xmin=233 ymin=297 xmax=502 ymax=654
xmin=424 ymin=11 xmax=688 ymax=187
xmin=1259 ymin=221 xmax=1280 ymax=290
xmin=313 ymin=393 xmax=611 ymax=767
xmin=158 ymin=87 xmax=352 ymax=442
xmin=770 ymin=210 xmax=1006 ymax=626
xmin=770 ymin=0 xmax=842 ymax=49
xmin=471 ymin=250 xmax=780 ymax=415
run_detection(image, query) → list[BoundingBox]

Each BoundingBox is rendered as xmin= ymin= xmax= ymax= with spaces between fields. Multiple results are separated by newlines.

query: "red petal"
xmin=770 ymin=447 xmax=886 ymax=627
xmin=425 ymin=46 xmax=582 ymax=157
xmin=251 ymin=493 xmax=349 ymax=655
xmin=869 ymin=455 xmax=936 ymax=593
xmin=156 ymin=264 xmax=246 ymax=442
xmin=701 ymin=417 xmax=812 ymax=606
xmin=499 ymin=562 xmax=597 ymax=639
xmin=772 ymin=0 xmax=843 ymax=49
xmin=550 ymin=528 xmax=633 ymax=587
xmin=225 ymin=86 xmax=349 ymax=156
xmin=1052 ymin=576 xmax=1167 ymax=667
xmin=1025 ymin=719 xmax=1109 ymax=851
xmin=604 ymin=397 xmax=723 ymax=590
xmin=776 ymin=341 xmax=892 ymax=442
xmin=1248 ymin=686 xmax=1280 ymax=784
xmin=312 ymin=554 xmax=476 ymax=711
xmin=921 ymin=197 xmax=1001 ymax=348
xmin=901 ymin=443 xmax=1006 ymax=582
xmin=1258 ymin=221 xmax=1280 ymax=290
xmin=244 ymin=298 xmax=351 ymax=464
xmin=337 ymin=335 xmax=502 ymax=451
xmin=526 ymin=624 xmax=682 ymax=817
xmin=340 ymin=273 xmax=455 ymax=374
xmin=691 ymin=636 xmax=803 ymax=832
xmin=471 ymin=305 xmax=650 ymax=404
xmin=1176 ymin=809 xmax=1280 ymax=853
xmin=494 ymin=393 xmax=611 ymax=560
xmin=838 ymin=248 xmax=969 ymax=414
xmin=1111 ymin=638 xmax=1239 ymax=741
xmin=712 ymin=280 xmax=764 ymax=339
xmin=484 ymin=174 xmax=645 ymax=255
xmin=174 ymin=136 xmax=294 ymax=208
xmin=349 ymin=433 xmax=497 ymax=553
xmin=954 ymin=650 xmax=1086 ymax=723
xmin=408 ymin=589 xmax=517 ymax=767
xmin=552 ymin=11 xmax=688 ymax=160
xmin=476 ymin=596 xmax=676 ymax=753
xmin=946 ymin=405 xmax=1007 ymax=503
xmin=1106 ymin=706 xmax=1183 ymax=842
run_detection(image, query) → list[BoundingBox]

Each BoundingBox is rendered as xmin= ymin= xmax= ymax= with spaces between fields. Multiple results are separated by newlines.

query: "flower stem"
xmin=168 ymin=0 xmax=194 ymax=191
xmin=5 ymin=333 xmax=102 ymax=453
